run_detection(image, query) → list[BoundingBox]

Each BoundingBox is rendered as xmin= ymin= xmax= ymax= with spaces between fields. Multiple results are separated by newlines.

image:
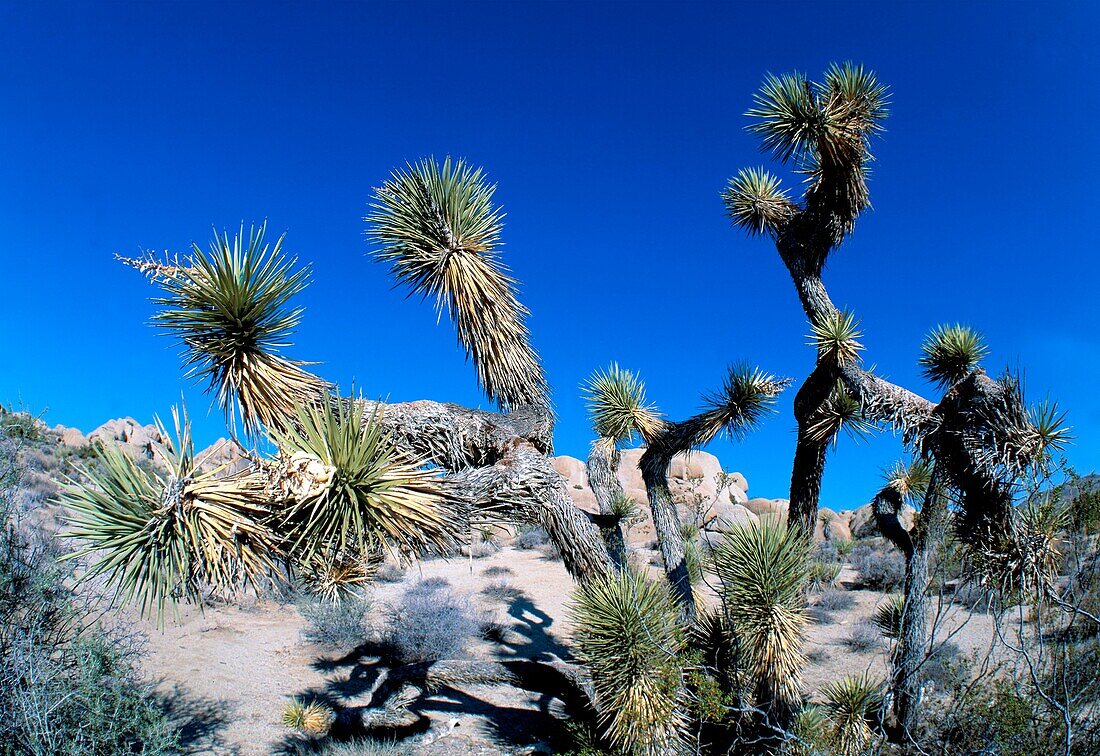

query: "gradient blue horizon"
xmin=2 ymin=1 xmax=1097 ymax=509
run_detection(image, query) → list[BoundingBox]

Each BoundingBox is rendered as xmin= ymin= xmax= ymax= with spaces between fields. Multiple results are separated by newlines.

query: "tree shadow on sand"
xmin=274 ymin=590 xmax=585 ymax=753
xmin=154 ymin=683 xmax=239 ymax=754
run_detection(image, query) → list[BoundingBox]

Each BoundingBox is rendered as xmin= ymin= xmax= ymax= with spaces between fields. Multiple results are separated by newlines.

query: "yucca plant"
xmin=60 ymin=407 xmax=281 ymax=621
xmin=872 ymin=595 xmax=905 ymax=640
xmin=882 ymin=457 xmax=933 ymax=503
xmin=687 ymin=365 xmax=791 ymax=447
xmin=808 ymin=560 xmax=842 ymax=592
xmin=569 ymin=569 xmax=688 ymax=754
xmin=282 ymin=698 xmax=335 ymax=738
xmin=918 ymin=324 xmax=989 ymax=390
xmin=127 ymin=223 xmax=329 ymax=436
xmin=711 ymin=519 xmax=810 ymax=718
xmin=270 ymin=396 xmax=463 ymax=563
xmin=818 ymin=673 xmax=885 ymax=756
xmin=367 ymin=157 xmax=547 ymax=411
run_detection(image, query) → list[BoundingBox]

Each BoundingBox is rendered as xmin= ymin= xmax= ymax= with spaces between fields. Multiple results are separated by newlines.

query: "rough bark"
xmin=586 ymin=439 xmax=629 ymax=569
xmin=874 ymin=467 xmax=951 ymax=747
xmin=357 ymin=397 xmax=614 ymax=581
xmin=639 ymin=441 xmax=694 ymax=616
xmin=787 ymin=363 xmax=837 ymax=538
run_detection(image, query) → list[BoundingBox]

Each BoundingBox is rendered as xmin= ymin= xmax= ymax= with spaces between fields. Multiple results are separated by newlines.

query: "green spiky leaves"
xmin=690 ymin=365 xmax=791 ymax=447
xmin=882 ymin=457 xmax=933 ymax=503
xmin=270 ymin=397 xmax=462 ymax=563
xmin=143 ymin=224 xmax=328 ymax=435
xmin=741 ymin=63 xmax=889 ymax=246
xmin=807 ymin=380 xmax=872 ymax=446
xmin=712 ymin=519 xmax=810 ymax=713
xmin=569 ymin=569 xmax=688 ymax=754
xmin=919 ymin=324 xmax=989 ymax=389
xmin=582 ymin=363 xmax=662 ymax=445
xmin=871 ymin=595 xmax=905 ymax=640
xmin=367 ymin=157 xmax=547 ymax=411
xmin=819 ymin=673 xmax=886 ymax=756
xmin=810 ymin=309 xmax=863 ymax=366
xmin=722 ymin=167 xmax=794 ymax=237
xmin=60 ymin=407 xmax=281 ymax=622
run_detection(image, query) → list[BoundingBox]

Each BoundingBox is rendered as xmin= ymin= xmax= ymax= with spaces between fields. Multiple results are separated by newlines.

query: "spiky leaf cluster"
xmin=367 ymin=157 xmax=547 ymax=411
xmin=810 ymin=309 xmax=864 ymax=366
xmin=871 ymin=595 xmax=905 ymax=640
xmin=806 ymin=380 xmax=872 ymax=445
xmin=919 ymin=324 xmax=989 ymax=389
xmin=140 ymin=224 xmax=328 ymax=435
xmin=722 ymin=167 xmax=795 ymax=237
xmin=819 ymin=673 xmax=885 ymax=756
xmin=712 ymin=519 xmax=810 ymax=712
xmin=282 ymin=699 xmax=334 ymax=737
xmin=569 ymin=569 xmax=688 ymax=754
xmin=271 ymin=396 xmax=462 ymax=562
xmin=745 ymin=63 xmax=889 ymax=244
xmin=882 ymin=457 xmax=933 ymax=503
xmin=61 ymin=408 xmax=281 ymax=621
xmin=686 ymin=365 xmax=791 ymax=448
xmin=582 ymin=362 xmax=662 ymax=444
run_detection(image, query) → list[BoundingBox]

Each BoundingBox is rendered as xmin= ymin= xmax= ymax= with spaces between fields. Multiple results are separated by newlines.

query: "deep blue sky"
xmin=2 ymin=1 xmax=1097 ymax=508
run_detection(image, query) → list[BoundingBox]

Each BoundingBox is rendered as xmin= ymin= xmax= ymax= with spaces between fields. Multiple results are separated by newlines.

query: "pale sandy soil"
xmin=136 ymin=550 xmax=1001 ymax=755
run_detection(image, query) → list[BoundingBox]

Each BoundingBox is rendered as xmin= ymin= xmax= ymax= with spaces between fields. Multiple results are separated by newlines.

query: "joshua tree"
xmin=723 ymin=63 xmax=1069 ymax=562
xmin=582 ymin=363 xmax=790 ymax=614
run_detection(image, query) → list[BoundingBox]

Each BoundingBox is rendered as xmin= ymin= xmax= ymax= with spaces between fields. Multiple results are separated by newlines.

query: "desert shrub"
xmin=482 ymin=565 xmax=513 ymax=577
xmin=921 ymin=677 xmax=1049 ymax=754
xmin=843 ymin=622 xmax=882 ymax=652
xmin=383 ymin=580 xmax=478 ymax=663
xmin=464 ymin=540 xmax=499 ymax=559
xmin=805 ymin=647 xmax=830 ymax=664
xmin=833 ymin=538 xmax=855 ymax=558
xmin=0 ymin=436 xmax=181 ymax=754
xmin=951 ymin=580 xmax=997 ymax=612
xmin=374 ymin=562 xmax=406 ymax=583
xmin=808 ymin=560 xmax=842 ymax=591
xmin=540 ymin=541 xmax=563 ymax=561
xmin=481 ymin=580 xmax=525 ymax=602
xmin=479 ymin=617 xmax=509 ymax=643
xmin=514 ymin=526 xmax=550 ymax=550
xmin=852 ymin=541 xmax=905 ymax=590
xmin=923 ymin=641 xmax=967 ymax=691
xmin=814 ymin=541 xmax=839 ymax=563
xmin=299 ymin=597 xmax=372 ymax=647
xmin=809 ymin=588 xmax=855 ymax=624
xmin=283 ymin=735 xmax=414 ymax=755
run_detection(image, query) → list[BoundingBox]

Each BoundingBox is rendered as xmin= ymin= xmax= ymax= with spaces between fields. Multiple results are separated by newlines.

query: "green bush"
xmin=0 ymin=436 xmax=182 ymax=755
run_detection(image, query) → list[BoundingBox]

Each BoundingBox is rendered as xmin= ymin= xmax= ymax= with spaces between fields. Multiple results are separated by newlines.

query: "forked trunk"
xmin=639 ymin=445 xmax=695 ymax=617
xmin=586 ymin=439 xmax=628 ymax=569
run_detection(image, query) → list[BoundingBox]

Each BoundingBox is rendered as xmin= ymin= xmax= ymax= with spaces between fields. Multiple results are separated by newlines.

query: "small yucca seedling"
xmin=282 ymin=698 xmax=335 ymax=737
xmin=872 ymin=595 xmax=905 ymax=640
xmin=609 ymin=490 xmax=643 ymax=525
xmin=712 ymin=519 xmax=810 ymax=712
xmin=569 ymin=569 xmax=687 ymax=754
xmin=271 ymin=396 xmax=463 ymax=561
xmin=582 ymin=363 xmax=663 ymax=444
xmin=819 ymin=673 xmax=885 ymax=756
xmin=808 ymin=560 xmax=842 ymax=592
xmin=919 ymin=324 xmax=988 ymax=389
xmin=810 ymin=309 xmax=864 ymax=366
xmin=297 ymin=549 xmax=377 ymax=603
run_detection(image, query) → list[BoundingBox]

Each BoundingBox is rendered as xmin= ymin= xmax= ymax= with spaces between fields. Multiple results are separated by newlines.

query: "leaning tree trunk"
xmin=586 ymin=439 xmax=629 ymax=569
xmin=639 ymin=441 xmax=694 ymax=617
xmin=787 ymin=363 xmax=837 ymax=538
xmin=361 ymin=398 xmax=614 ymax=580
xmin=873 ymin=466 xmax=950 ymax=747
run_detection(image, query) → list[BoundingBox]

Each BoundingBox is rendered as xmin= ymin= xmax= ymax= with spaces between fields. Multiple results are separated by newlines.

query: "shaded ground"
xmin=137 ymin=548 xmax=1002 ymax=754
